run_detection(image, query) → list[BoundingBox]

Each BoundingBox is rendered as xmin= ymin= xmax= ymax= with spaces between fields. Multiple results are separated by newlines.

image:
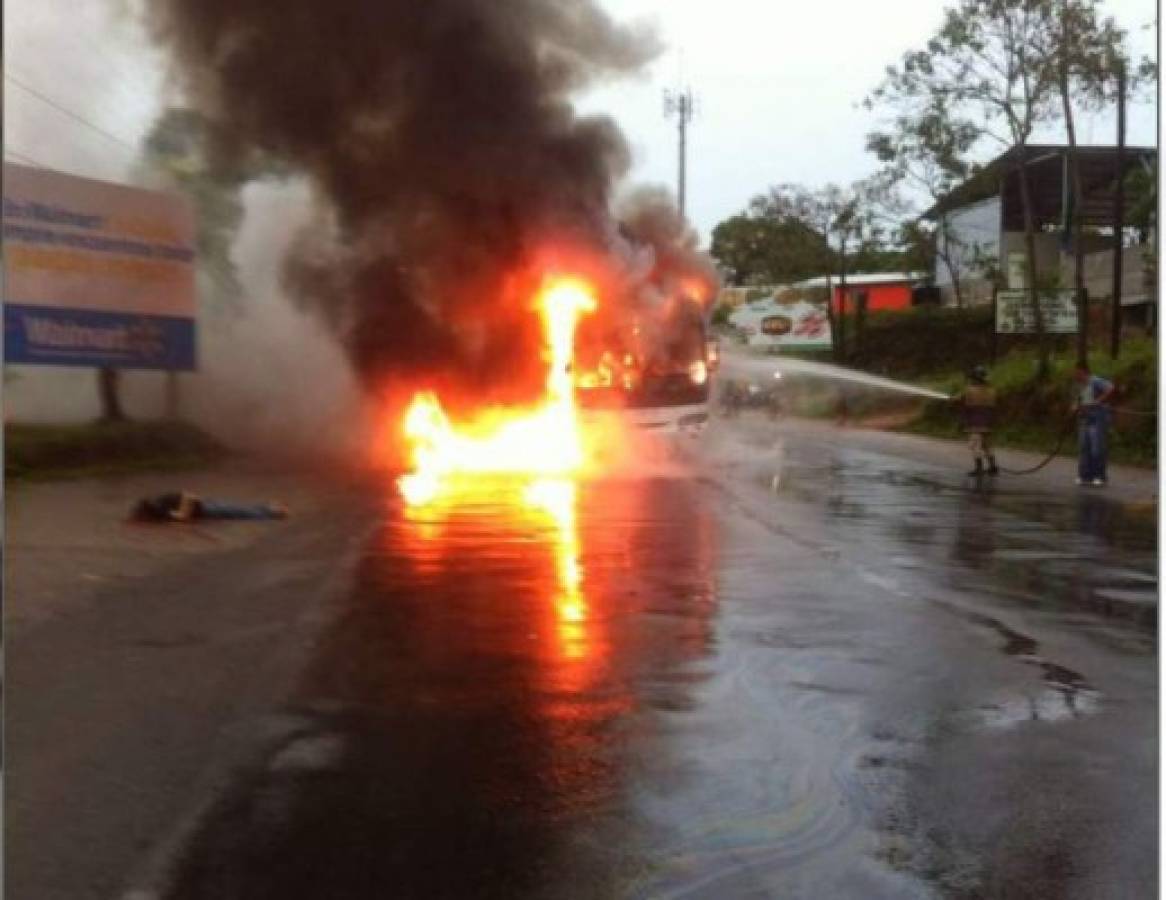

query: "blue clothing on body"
xmin=197 ymin=500 xmax=284 ymax=520
xmin=1077 ymin=375 xmax=1113 ymax=482
xmin=1078 ymin=375 xmax=1114 ymax=423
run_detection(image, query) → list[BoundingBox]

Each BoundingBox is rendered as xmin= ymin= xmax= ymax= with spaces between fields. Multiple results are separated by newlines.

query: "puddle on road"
xmin=751 ymin=438 xmax=1157 ymax=629
xmin=268 ymin=733 xmax=346 ymax=774
xmin=931 ymin=603 xmax=1105 ymax=733
xmin=963 ymin=684 xmax=1102 ymax=731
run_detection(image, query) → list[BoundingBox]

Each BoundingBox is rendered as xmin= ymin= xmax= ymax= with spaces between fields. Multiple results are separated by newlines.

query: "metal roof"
xmin=795 ymin=271 xmax=928 ymax=288
xmin=922 ymin=143 xmax=1157 ymax=225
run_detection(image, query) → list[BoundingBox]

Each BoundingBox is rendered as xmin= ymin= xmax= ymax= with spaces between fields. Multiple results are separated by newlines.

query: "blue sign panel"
xmin=4 ymin=303 xmax=196 ymax=370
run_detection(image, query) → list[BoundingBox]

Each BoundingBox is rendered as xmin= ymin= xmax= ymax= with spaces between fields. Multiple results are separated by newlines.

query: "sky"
xmin=581 ymin=0 xmax=1158 ymax=240
xmin=4 ymin=0 xmax=1159 ymax=245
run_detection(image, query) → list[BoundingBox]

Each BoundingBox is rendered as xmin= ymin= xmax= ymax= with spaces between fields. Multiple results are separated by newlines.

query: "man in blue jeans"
xmin=1073 ymin=364 xmax=1116 ymax=486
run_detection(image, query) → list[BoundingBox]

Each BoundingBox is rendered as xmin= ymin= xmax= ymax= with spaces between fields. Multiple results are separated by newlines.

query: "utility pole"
xmin=663 ymin=87 xmax=695 ymax=219
xmin=1110 ymin=60 xmax=1126 ymax=360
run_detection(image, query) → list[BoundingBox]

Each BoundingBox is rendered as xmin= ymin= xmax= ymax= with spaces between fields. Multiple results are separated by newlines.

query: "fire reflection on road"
xmin=399 ymin=474 xmax=599 ymax=671
xmin=524 ymin=478 xmax=589 ymax=662
xmin=167 ymin=473 xmax=719 ymax=899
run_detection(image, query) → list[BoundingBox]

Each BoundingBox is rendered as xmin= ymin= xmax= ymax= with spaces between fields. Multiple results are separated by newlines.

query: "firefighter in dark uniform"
xmin=957 ymin=365 xmax=998 ymax=477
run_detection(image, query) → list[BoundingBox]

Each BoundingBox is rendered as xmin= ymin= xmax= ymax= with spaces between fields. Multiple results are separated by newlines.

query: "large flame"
xmin=398 ymin=275 xmax=597 ymax=502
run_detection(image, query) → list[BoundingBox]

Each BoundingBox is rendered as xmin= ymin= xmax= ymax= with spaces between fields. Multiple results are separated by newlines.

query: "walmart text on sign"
xmin=3 ymin=163 xmax=197 ymax=370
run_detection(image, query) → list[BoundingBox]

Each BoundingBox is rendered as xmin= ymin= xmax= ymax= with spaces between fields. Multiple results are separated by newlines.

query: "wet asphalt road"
xmin=8 ymin=420 xmax=1155 ymax=900
xmin=149 ymin=418 xmax=1157 ymax=900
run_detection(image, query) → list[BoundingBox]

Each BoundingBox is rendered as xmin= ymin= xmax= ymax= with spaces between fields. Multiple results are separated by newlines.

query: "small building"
xmin=923 ymin=143 xmax=1157 ymax=328
xmin=795 ymin=272 xmax=929 ymax=315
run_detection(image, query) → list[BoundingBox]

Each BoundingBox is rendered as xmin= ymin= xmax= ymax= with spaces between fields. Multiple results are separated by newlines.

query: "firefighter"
xmin=957 ymin=365 xmax=998 ymax=477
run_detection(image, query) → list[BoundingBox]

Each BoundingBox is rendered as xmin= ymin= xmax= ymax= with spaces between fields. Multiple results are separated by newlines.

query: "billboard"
xmin=3 ymin=163 xmax=197 ymax=370
xmin=996 ymin=290 xmax=1078 ymax=334
xmin=723 ymin=286 xmax=832 ymax=349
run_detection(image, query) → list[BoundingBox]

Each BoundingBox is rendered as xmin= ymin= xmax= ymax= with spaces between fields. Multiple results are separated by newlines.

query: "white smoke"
xmin=180 ymin=178 xmax=372 ymax=462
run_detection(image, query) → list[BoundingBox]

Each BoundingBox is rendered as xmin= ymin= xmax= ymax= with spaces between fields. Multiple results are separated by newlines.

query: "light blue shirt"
xmin=1079 ymin=375 xmax=1113 ymax=424
xmin=1079 ymin=375 xmax=1112 ymax=406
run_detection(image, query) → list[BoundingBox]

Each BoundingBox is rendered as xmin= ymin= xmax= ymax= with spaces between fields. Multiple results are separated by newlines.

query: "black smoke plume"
xmin=143 ymin=0 xmax=715 ymax=406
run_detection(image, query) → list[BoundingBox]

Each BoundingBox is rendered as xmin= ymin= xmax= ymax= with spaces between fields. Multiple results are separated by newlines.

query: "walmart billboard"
xmin=3 ymin=163 xmax=196 ymax=370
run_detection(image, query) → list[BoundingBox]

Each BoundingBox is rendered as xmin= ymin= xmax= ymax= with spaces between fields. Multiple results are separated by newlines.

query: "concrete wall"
xmin=4 ymin=368 xmax=169 ymax=423
xmin=936 ymin=197 xmax=1000 ymax=290
xmin=1068 ymin=243 xmax=1154 ymax=306
xmin=938 ymin=234 xmax=1154 ymax=311
xmin=939 ymin=278 xmax=995 ymax=307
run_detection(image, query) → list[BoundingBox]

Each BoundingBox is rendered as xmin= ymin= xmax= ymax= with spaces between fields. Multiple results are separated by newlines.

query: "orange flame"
xmin=398 ymin=275 xmax=597 ymax=501
xmin=525 ymin=478 xmax=588 ymax=660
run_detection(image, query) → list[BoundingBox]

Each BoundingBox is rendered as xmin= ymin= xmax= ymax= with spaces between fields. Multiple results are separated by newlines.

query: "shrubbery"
xmin=910 ymin=337 xmax=1157 ymax=465
xmin=835 ymin=304 xmax=1087 ymax=378
xmin=6 ymin=420 xmax=228 ymax=480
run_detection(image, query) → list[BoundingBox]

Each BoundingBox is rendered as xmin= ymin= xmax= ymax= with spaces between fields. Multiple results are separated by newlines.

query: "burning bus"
xmin=396 ymin=270 xmax=716 ymax=503
xmin=572 ymin=286 xmax=715 ymax=434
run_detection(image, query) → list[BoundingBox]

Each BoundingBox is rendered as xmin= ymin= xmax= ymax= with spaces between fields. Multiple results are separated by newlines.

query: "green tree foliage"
xmin=1032 ymin=0 xmax=1137 ymax=363
xmin=1126 ymin=161 xmax=1157 ymax=300
xmin=849 ymin=239 xmax=928 ymax=275
xmin=709 ymin=211 xmax=832 ymax=286
xmin=869 ymin=0 xmax=1064 ymax=375
xmin=751 ymin=180 xmax=900 ymax=272
xmin=1126 ymin=161 xmax=1156 ymax=241
xmin=866 ymin=105 xmax=981 ymax=305
xmin=755 ymin=180 xmax=903 ymax=358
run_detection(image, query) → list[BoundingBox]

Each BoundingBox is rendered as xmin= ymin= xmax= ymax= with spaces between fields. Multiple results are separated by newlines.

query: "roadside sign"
xmin=995 ymin=289 xmax=1078 ymax=334
xmin=723 ymin=287 xmax=832 ymax=349
xmin=3 ymin=163 xmax=197 ymax=370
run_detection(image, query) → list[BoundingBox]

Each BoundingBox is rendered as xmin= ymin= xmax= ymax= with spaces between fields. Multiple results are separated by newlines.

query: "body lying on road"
xmin=131 ymin=491 xmax=289 ymax=523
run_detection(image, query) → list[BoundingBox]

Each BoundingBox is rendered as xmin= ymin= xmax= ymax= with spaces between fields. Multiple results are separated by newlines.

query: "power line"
xmin=5 ymin=72 xmax=140 ymax=156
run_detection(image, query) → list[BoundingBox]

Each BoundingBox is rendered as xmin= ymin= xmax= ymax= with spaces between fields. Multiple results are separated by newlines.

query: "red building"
xmin=798 ymin=272 xmax=927 ymax=314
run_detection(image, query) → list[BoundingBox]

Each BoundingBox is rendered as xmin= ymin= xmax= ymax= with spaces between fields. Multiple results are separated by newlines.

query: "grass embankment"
xmin=6 ymin=420 xmax=229 ymax=481
xmin=905 ymin=337 xmax=1158 ymax=467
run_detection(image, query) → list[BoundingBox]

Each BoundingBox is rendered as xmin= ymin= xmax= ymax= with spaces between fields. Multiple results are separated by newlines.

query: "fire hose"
xmin=995 ymin=405 xmax=1156 ymax=476
xmin=994 ymin=412 xmax=1078 ymax=476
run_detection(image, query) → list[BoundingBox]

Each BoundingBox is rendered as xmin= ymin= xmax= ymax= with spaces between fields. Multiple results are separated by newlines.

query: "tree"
xmin=866 ymin=102 xmax=981 ymax=306
xmin=1038 ymin=2 xmax=1155 ymax=362
xmin=1033 ymin=0 xmax=1128 ymax=364
xmin=869 ymin=0 xmax=1061 ymax=376
xmin=709 ymin=212 xmax=833 ymax=287
xmin=1125 ymin=160 xmax=1156 ymax=243
xmin=97 ymin=368 xmax=126 ymax=423
xmin=748 ymin=184 xmax=844 ymax=357
xmin=896 ymin=219 xmax=940 ymax=277
xmin=1126 ymin=160 xmax=1157 ymax=311
xmin=832 ymin=178 xmax=900 ymax=357
xmin=752 ymin=181 xmax=888 ymax=360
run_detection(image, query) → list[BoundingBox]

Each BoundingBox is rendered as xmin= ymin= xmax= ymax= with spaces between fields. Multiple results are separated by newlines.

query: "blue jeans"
xmin=1078 ymin=414 xmax=1109 ymax=482
xmin=197 ymin=500 xmax=281 ymax=520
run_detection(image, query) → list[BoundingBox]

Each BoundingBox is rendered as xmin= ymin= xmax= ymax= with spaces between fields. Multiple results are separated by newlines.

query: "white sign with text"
xmin=995 ymin=290 xmax=1078 ymax=334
